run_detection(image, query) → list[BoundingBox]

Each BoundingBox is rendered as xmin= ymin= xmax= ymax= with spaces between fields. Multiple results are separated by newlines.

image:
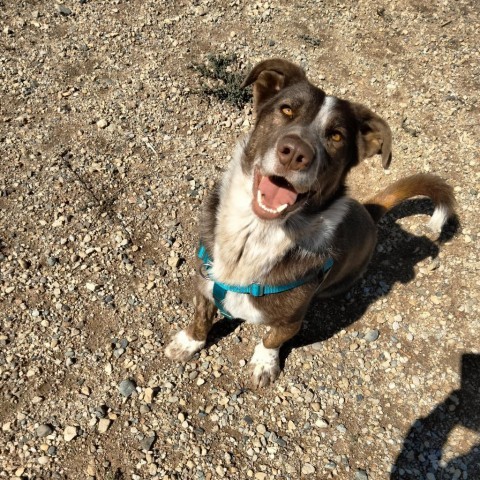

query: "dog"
xmin=165 ymin=58 xmax=455 ymax=388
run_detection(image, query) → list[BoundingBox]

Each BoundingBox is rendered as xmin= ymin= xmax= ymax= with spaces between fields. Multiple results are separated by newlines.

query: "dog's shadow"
xmin=207 ymin=199 xmax=459 ymax=365
xmin=283 ymin=199 xmax=459 ymax=361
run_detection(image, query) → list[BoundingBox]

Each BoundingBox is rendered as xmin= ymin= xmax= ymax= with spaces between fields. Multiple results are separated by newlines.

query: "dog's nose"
xmin=277 ymin=135 xmax=314 ymax=171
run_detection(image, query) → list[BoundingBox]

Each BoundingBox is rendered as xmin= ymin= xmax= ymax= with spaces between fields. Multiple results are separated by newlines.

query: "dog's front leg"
xmin=250 ymin=321 xmax=302 ymax=389
xmin=165 ymin=290 xmax=216 ymax=362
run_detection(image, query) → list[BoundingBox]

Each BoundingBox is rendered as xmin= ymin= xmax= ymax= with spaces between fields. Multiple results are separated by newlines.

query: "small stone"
xmin=256 ymin=424 xmax=266 ymax=434
xmin=355 ymin=469 xmax=369 ymax=480
xmin=47 ymin=256 xmax=59 ymax=266
xmin=85 ymin=282 xmax=97 ymax=292
xmin=63 ymin=425 xmax=78 ymax=441
xmin=103 ymin=294 xmax=114 ymax=304
xmin=56 ymin=4 xmax=72 ymax=15
xmin=140 ymin=434 xmax=156 ymax=451
xmin=315 ymin=418 xmax=329 ymax=428
xmin=365 ymin=329 xmax=379 ymax=342
xmin=47 ymin=446 xmax=57 ymax=456
xmin=337 ymin=424 xmax=347 ymax=433
xmin=36 ymin=424 xmax=54 ymax=437
xmin=94 ymin=405 xmax=108 ymax=418
xmin=38 ymin=455 xmax=49 ymax=465
xmin=119 ymin=379 xmax=136 ymax=397
xmin=254 ymin=473 xmax=267 ymax=480
xmin=168 ymin=255 xmax=181 ymax=269
xmin=243 ymin=415 xmax=254 ymax=425
xmin=98 ymin=418 xmax=111 ymax=433
xmin=96 ymin=119 xmax=108 ymax=128
xmin=301 ymin=463 xmax=316 ymax=475
xmin=144 ymin=387 xmax=154 ymax=404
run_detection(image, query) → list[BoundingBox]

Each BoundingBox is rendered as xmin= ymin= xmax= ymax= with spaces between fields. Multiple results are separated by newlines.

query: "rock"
xmin=98 ymin=418 xmax=111 ymax=433
xmin=167 ymin=255 xmax=181 ymax=269
xmin=315 ymin=418 xmax=329 ymax=428
xmin=140 ymin=434 xmax=156 ymax=451
xmin=301 ymin=463 xmax=316 ymax=475
xmin=47 ymin=256 xmax=59 ymax=266
xmin=364 ymin=329 xmax=380 ymax=342
xmin=36 ymin=424 xmax=54 ymax=437
xmin=119 ymin=379 xmax=136 ymax=397
xmin=144 ymin=387 xmax=154 ymax=404
xmin=85 ymin=282 xmax=98 ymax=292
xmin=95 ymin=405 xmax=108 ymax=418
xmin=63 ymin=425 xmax=78 ymax=441
xmin=355 ymin=469 xmax=369 ymax=480
xmin=56 ymin=4 xmax=72 ymax=15
xmin=96 ymin=119 xmax=108 ymax=128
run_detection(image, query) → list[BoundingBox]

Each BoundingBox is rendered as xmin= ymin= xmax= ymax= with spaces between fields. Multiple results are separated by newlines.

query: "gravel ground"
xmin=1 ymin=1 xmax=479 ymax=479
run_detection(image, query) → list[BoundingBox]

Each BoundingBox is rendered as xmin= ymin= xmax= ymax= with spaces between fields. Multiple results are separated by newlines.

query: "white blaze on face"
xmin=315 ymin=96 xmax=337 ymax=131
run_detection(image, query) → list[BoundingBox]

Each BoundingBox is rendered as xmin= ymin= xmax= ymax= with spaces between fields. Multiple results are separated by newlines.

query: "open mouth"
xmin=252 ymin=170 xmax=307 ymax=220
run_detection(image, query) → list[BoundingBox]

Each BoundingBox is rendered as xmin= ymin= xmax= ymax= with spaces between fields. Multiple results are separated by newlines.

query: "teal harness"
xmin=198 ymin=244 xmax=334 ymax=319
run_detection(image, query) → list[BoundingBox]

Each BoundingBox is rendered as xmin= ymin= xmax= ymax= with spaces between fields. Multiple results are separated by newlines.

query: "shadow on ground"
xmin=208 ymin=198 xmax=458 ymax=356
xmin=390 ymin=353 xmax=480 ymax=479
xmin=284 ymin=198 xmax=458 ymax=354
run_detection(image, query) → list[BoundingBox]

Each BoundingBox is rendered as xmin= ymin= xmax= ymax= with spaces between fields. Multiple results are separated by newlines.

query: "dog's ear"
xmin=352 ymin=102 xmax=392 ymax=169
xmin=241 ymin=59 xmax=306 ymax=113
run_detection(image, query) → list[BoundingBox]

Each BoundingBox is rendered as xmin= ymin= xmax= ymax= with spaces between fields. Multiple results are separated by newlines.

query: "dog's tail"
xmin=364 ymin=173 xmax=456 ymax=231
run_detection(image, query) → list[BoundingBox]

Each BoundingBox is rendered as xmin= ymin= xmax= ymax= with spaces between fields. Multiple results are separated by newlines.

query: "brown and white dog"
xmin=165 ymin=59 xmax=455 ymax=388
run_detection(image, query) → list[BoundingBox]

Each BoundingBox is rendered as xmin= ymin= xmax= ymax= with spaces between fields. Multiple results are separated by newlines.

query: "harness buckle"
xmin=249 ymin=283 xmax=264 ymax=297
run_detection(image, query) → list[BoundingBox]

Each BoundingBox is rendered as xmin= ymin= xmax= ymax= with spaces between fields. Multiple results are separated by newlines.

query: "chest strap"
xmin=198 ymin=244 xmax=334 ymax=319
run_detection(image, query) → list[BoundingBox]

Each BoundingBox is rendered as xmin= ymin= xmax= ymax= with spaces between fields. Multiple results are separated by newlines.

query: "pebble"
xmin=96 ymin=119 xmax=109 ymax=128
xmin=144 ymin=387 xmax=154 ymax=403
xmin=364 ymin=329 xmax=380 ymax=342
xmin=98 ymin=418 xmax=111 ymax=433
xmin=167 ymin=255 xmax=181 ymax=268
xmin=301 ymin=463 xmax=316 ymax=475
xmin=47 ymin=256 xmax=59 ymax=266
xmin=119 ymin=379 xmax=137 ymax=397
xmin=140 ymin=434 xmax=156 ymax=451
xmin=63 ymin=425 xmax=78 ymax=442
xmin=85 ymin=282 xmax=98 ymax=292
xmin=36 ymin=423 xmax=54 ymax=437
xmin=56 ymin=4 xmax=72 ymax=16
xmin=355 ymin=469 xmax=369 ymax=480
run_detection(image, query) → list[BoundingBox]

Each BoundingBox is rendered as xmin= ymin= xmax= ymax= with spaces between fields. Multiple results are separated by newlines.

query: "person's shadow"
xmin=391 ymin=353 xmax=480 ymax=479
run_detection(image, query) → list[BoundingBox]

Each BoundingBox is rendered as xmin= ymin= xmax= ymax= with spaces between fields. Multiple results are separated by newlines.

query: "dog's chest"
xmin=202 ymin=178 xmax=294 ymax=323
xmin=212 ymin=177 xmax=294 ymax=284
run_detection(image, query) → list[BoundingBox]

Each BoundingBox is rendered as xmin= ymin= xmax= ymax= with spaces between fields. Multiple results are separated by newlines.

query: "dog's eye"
xmin=281 ymin=106 xmax=293 ymax=118
xmin=330 ymin=132 xmax=343 ymax=142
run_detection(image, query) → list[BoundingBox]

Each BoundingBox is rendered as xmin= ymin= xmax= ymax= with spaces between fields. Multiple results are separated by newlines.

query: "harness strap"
xmin=198 ymin=244 xmax=334 ymax=319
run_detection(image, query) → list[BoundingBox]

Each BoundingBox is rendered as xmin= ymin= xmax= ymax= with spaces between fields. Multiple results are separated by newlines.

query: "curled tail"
xmin=364 ymin=173 xmax=456 ymax=231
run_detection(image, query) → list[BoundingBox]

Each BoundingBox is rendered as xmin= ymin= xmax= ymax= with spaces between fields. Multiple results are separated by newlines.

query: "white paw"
xmin=249 ymin=342 xmax=280 ymax=389
xmin=165 ymin=330 xmax=205 ymax=362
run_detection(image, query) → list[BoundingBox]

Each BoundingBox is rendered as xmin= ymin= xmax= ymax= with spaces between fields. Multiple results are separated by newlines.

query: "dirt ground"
xmin=0 ymin=1 xmax=479 ymax=479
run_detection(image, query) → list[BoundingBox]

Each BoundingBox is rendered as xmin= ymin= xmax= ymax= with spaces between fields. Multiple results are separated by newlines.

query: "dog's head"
xmin=240 ymin=58 xmax=392 ymax=221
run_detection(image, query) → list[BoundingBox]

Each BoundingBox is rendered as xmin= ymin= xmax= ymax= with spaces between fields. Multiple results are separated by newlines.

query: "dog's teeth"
xmin=276 ymin=204 xmax=288 ymax=213
xmin=257 ymin=190 xmax=263 ymax=204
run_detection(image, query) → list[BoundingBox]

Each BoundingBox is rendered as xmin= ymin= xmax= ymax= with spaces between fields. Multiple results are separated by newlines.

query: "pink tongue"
xmin=258 ymin=176 xmax=298 ymax=210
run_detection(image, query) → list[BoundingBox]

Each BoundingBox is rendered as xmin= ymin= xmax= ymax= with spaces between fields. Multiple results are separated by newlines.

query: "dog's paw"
xmin=249 ymin=342 xmax=280 ymax=389
xmin=164 ymin=330 xmax=205 ymax=362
